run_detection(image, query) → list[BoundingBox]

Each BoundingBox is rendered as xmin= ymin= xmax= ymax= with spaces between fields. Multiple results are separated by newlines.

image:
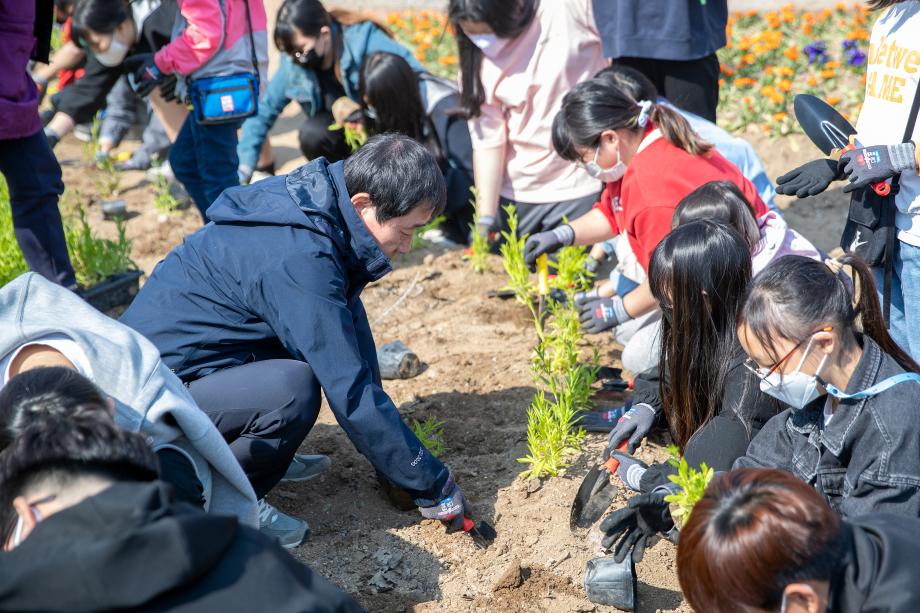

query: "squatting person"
xmin=122 ymin=133 xmax=469 ymax=547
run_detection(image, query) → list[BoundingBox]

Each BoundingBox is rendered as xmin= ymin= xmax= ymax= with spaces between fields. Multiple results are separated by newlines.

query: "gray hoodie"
xmin=0 ymin=273 xmax=257 ymax=526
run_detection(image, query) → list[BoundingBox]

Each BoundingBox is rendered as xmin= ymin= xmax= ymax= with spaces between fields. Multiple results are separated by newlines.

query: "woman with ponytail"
xmin=735 ymin=254 xmax=920 ymax=517
xmin=526 ymin=77 xmax=768 ymax=375
xmin=448 ymin=0 xmax=605 ymax=240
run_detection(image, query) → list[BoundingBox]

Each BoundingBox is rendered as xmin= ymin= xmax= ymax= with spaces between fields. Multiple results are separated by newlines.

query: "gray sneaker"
xmin=282 ymin=454 xmax=331 ymax=482
xmin=258 ymin=499 xmax=309 ymax=549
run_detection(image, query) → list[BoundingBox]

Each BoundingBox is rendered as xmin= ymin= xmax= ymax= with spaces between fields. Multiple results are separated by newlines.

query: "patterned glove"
xmin=578 ymin=296 xmax=632 ymax=334
xmin=606 ymin=402 xmax=657 ymax=454
xmin=840 ymin=142 xmax=918 ymax=193
xmin=600 ymin=489 xmax=674 ymax=563
xmin=418 ymin=473 xmax=468 ymax=532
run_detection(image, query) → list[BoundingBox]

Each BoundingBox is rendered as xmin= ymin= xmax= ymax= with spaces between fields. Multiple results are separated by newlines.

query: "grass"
xmin=411 ymin=416 xmax=448 ymax=458
xmin=465 ymin=187 xmax=490 ymax=273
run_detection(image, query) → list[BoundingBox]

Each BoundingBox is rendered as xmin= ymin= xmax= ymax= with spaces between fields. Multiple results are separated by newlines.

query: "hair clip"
xmin=636 ymin=100 xmax=653 ymax=128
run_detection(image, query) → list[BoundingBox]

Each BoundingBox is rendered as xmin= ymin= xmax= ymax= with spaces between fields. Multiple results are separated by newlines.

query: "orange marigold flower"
xmin=773 ymin=112 xmax=788 ymax=122
xmin=779 ymin=66 xmax=796 ymax=77
xmin=784 ymin=46 xmax=799 ymax=61
xmin=826 ymin=60 xmax=841 ymax=70
xmin=734 ymin=77 xmax=757 ymax=88
xmin=719 ymin=78 xmax=726 ymax=87
xmin=770 ymin=92 xmax=785 ymax=104
xmin=720 ymin=64 xmax=736 ymax=76
xmin=741 ymin=53 xmax=756 ymax=65
xmin=827 ymin=95 xmax=842 ymax=105
xmin=438 ymin=55 xmax=458 ymax=66
xmin=778 ymin=79 xmax=793 ymax=92
xmin=803 ymin=23 xmax=814 ymax=35
xmin=807 ymin=75 xmax=818 ymax=86
xmin=836 ymin=1 xmax=846 ymax=10
xmin=821 ymin=68 xmax=836 ymax=79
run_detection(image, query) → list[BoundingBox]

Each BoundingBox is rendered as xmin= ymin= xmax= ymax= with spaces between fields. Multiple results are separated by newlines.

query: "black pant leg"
xmin=0 ymin=130 xmax=76 ymax=287
xmin=298 ymin=111 xmax=350 ymax=162
xmin=188 ymin=359 xmax=323 ymax=499
xmin=660 ymin=53 xmax=720 ymax=122
xmin=611 ymin=57 xmax=667 ymax=98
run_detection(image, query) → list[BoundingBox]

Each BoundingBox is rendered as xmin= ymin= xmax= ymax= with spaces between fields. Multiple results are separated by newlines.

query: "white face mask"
xmin=467 ymin=33 xmax=509 ymax=59
xmin=757 ymin=337 xmax=828 ymax=410
xmin=95 ymin=36 xmax=130 ymax=67
xmin=586 ymin=143 xmax=627 ymax=183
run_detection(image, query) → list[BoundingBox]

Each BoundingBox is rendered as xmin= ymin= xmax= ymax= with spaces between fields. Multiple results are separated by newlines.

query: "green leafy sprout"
xmin=664 ymin=445 xmax=715 ymax=528
xmin=411 ymin=214 xmax=447 ymax=250
xmin=411 ymin=416 xmax=448 ymax=458
xmin=465 ymin=187 xmax=490 ymax=273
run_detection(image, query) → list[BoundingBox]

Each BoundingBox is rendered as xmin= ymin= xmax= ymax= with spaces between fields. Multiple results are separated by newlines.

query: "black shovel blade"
xmin=793 ymin=94 xmax=856 ymax=155
xmin=461 ymin=517 xmax=496 ymax=549
xmin=570 ymin=464 xmax=618 ymax=531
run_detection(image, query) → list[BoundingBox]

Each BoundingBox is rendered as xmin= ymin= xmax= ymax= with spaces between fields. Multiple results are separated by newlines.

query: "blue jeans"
xmin=168 ymin=116 xmax=242 ymax=221
xmin=0 ymin=130 xmax=75 ymax=287
xmin=874 ymin=240 xmax=920 ymax=361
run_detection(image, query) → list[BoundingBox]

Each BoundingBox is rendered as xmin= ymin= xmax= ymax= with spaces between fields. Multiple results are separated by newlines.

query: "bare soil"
xmin=52 ymin=114 xmax=846 ymax=611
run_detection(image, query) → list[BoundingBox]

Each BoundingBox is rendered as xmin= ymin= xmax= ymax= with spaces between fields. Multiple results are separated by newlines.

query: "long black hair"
xmin=0 ymin=367 xmax=111 ymax=452
xmin=358 ymin=52 xmax=443 ymax=162
xmin=673 ymin=181 xmax=762 ymax=254
xmin=0 ymin=412 xmax=158 ymax=546
xmin=741 ymin=255 xmax=920 ymax=374
xmin=447 ymin=0 xmax=537 ymax=118
xmin=71 ymin=0 xmax=130 ymax=46
xmin=552 ymin=78 xmax=712 ymax=162
xmin=649 ymin=221 xmax=753 ymax=450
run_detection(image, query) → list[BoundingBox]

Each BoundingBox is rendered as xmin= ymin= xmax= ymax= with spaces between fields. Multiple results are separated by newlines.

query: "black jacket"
xmin=641 ymin=344 xmax=782 ymax=491
xmin=830 ymin=515 xmax=920 ymax=612
xmin=736 ymin=336 xmax=920 ymax=518
xmin=55 ymin=0 xmax=176 ymax=124
xmin=0 ymin=481 xmax=363 ymax=612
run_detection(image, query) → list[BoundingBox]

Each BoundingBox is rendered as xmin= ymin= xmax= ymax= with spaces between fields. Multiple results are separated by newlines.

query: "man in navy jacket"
xmin=122 ymin=134 xmax=465 ymax=547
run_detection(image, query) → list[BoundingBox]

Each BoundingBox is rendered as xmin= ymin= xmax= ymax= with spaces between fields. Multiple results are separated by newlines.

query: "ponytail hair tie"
xmin=636 ymin=100 xmax=653 ymax=128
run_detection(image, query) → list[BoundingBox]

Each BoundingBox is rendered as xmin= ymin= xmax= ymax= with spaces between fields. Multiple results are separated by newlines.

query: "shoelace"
xmin=258 ymin=499 xmax=278 ymax=525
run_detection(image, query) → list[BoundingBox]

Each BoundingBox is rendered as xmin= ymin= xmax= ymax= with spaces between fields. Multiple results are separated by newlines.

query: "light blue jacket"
xmin=237 ymin=21 xmax=422 ymax=169
xmin=0 ymin=273 xmax=258 ymax=526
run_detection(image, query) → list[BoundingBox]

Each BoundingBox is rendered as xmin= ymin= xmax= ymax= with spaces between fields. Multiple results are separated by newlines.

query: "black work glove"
xmin=840 ymin=143 xmax=917 ymax=193
xmin=159 ymin=74 xmax=178 ymax=102
xmin=600 ymin=489 xmax=674 ymax=563
xmin=417 ymin=473 xmax=469 ymax=533
xmin=606 ymin=402 xmax=657 ymax=454
xmin=775 ymin=158 xmax=843 ymax=198
xmin=523 ymin=224 xmax=575 ymax=268
xmin=578 ymin=296 xmax=631 ymax=334
xmin=124 ymin=53 xmax=165 ymax=97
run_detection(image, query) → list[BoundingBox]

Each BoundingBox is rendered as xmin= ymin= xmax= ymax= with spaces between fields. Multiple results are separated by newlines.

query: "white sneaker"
xmin=258 ymin=499 xmax=309 ymax=549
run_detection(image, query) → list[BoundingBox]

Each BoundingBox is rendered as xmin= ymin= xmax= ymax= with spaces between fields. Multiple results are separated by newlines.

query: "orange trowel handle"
xmin=601 ymin=441 xmax=631 ymax=474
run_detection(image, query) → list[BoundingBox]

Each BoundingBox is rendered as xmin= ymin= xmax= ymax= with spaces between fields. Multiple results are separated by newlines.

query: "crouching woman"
xmin=678 ymin=467 xmax=920 ymax=613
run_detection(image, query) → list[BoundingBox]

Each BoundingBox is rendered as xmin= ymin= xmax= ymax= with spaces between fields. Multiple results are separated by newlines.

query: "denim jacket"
xmin=735 ymin=336 xmax=920 ymax=518
xmin=237 ymin=21 xmax=422 ymax=169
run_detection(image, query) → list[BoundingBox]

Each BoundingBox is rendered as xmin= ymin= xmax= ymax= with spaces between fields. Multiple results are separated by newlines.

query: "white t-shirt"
xmin=0 ymin=334 xmax=93 ymax=387
xmin=855 ymin=1 xmax=920 ymax=246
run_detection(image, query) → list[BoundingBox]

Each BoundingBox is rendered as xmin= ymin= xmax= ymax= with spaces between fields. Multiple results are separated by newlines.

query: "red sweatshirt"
xmin=594 ymin=128 xmax=767 ymax=271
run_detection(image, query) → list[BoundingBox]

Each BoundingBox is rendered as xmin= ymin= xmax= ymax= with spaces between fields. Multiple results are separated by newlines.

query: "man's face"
xmin=352 ymin=194 xmax=433 ymax=258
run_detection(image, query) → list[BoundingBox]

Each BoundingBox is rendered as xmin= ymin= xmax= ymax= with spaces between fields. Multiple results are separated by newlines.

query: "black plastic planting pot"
xmin=81 ymin=269 xmax=142 ymax=313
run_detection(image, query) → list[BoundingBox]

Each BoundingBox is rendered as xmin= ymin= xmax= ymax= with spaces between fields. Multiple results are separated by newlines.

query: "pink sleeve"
xmin=468 ymin=99 xmax=507 ymax=149
xmin=154 ymin=0 xmax=224 ymax=75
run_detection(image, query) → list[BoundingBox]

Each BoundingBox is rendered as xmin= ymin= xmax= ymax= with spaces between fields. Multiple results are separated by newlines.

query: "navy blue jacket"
xmin=592 ymin=0 xmax=727 ymax=61
xmin=121 ymin=159 xmax=449 ymax=501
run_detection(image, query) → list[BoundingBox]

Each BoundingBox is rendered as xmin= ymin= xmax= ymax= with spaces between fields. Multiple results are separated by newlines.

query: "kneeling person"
xmin=122 ymin=134 xmax=468 ymax=546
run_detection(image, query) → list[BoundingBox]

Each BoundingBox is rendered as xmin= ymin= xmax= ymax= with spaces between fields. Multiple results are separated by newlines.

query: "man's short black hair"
xmin=344 ymin=133 xmax=446 ymax=223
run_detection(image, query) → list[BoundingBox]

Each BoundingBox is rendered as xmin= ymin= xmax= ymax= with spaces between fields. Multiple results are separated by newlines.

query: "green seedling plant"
xmin=411 ymin=416 xmax=448 ymax=458
xmin=410 ymin=215 xmax=446 ymax=250
xmin=550 ymin=244 xmax=594 ymax=302
xmin=327 ymin=122 xmax=367 ymax=153
xmin=95 ymin=154 xmax=122 ymax=200
xmin=664 ymin=445 xmax=715 ymax=529
xmin=152 ymin=168 xmax=181 ymax=215
xmin=465 ymin=187 xmax=490 ymax=273
xmin=519 ymin=390 xmax=567 ymax=478
xmin=65 ymin=206 xmax=136 ymax=287
xmin=500 ymin=204 xmax=542 ymax=337
xmin=82 ymin=114 xmax=103 ymax=165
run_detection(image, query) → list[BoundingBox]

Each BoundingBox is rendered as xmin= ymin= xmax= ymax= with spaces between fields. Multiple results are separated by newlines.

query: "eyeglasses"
xmin=743 ymin=326 xmax=833 ymax=379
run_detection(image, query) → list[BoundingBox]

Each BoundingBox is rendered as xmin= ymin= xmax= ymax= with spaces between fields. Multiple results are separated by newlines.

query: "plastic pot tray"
xmin=81 ymin=270 xmax=142 ymax=313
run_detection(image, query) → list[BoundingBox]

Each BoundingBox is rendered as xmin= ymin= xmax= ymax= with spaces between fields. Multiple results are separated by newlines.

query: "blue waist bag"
xmin=188 ymin=72 xmax=259 ymax=125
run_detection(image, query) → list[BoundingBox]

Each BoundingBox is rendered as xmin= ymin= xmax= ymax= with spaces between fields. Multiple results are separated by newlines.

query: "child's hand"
xmin=840 ymin=143 xmax=918 ymax=193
